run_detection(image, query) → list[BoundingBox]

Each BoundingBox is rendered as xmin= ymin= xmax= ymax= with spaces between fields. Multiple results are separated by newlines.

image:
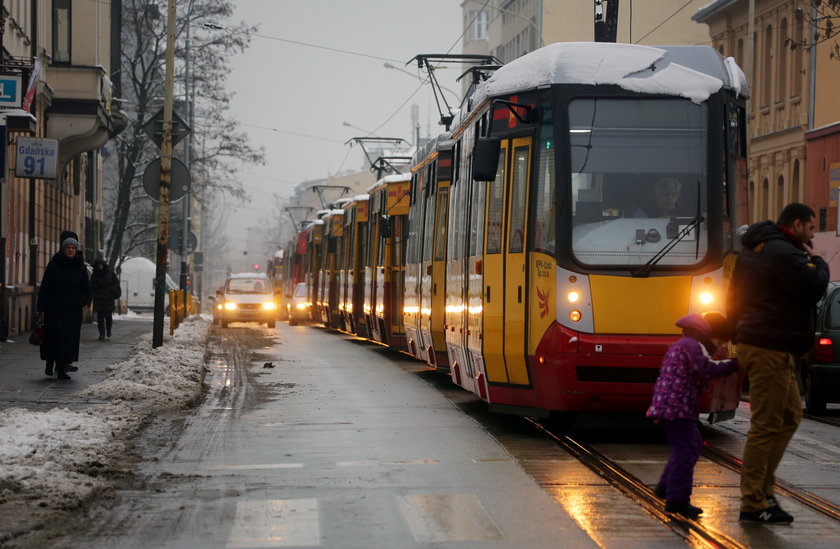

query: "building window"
xmin=793 ymin=20 xmax=804 ymax=96
xmin=777 ymin=174 xmax=785 ymax=214
xmin=778 ymin=18 xmax=788 ymax=102
xmin=52 ymin=0 xmax=71 ymax=63
xmin=473 ymin=10 xmax=489 ymax=40
xmin=763 ymin=25 xmax=773 ymax=105
xmin=762 ymin=178 xmax=769 ymax=220
xmin=792 ymin=160 xmax=800 ymax=202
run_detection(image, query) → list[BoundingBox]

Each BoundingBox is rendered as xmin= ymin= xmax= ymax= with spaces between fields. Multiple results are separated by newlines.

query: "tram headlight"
xmin=224 ymin=302 xmax=237 ymax=311
xmin=569 ymin=310 xmax=582 ymax=322
xmin=567 ymin=290 xmax=581 ymax=304
xmin=699 ymin=291 xmax=714 ymax=305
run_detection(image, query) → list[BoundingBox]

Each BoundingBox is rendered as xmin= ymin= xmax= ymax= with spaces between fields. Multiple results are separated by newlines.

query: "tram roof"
xmin=367 ymin=173 xmax=412 ymax=193
xmin=470 ymin=42 xmax=749 ymax=108
xmin=414 ymin=132 xmax=452 ymax=164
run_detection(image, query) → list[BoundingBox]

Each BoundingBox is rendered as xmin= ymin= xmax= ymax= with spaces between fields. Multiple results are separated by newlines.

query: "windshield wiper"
xmin=632 ymin=215 xmax=704 ymax=277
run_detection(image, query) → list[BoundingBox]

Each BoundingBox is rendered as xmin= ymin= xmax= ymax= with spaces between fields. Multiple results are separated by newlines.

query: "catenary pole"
xmin=153 ymin=0 xmax=178 ymax=348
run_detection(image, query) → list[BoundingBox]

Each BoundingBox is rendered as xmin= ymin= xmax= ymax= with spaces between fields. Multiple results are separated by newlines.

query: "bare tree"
xmin=104 ymin=0 xmax=264 ymax=270
xmin=794 ymin=2 xmax=840 ymax=58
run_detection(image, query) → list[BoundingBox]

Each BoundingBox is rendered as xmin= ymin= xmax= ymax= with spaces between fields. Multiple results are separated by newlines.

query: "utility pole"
xmin=179 ymin=17 xmax=191 ymax=292
xmin=153 ymin=0 xmax=178 ymax=348
xmin=594 ymin=0 xmax=619 ymax=43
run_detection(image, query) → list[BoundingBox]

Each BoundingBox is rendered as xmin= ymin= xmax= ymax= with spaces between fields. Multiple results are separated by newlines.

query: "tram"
xmin=338 ymin=195 xmax=371 ymax=338
xmin=284 ymin=42 xmax=749 ymax=423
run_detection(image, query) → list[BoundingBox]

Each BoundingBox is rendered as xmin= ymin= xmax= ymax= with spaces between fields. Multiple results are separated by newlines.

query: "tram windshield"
xmin=568 ymin=98 xmax=709 ymax=267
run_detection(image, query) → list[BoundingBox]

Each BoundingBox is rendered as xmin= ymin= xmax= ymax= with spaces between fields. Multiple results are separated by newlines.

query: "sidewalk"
xmin=0 ymin=316 xmax=154 ymax=413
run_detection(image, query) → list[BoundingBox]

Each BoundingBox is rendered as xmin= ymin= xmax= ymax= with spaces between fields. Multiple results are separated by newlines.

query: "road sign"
xmin=0 ymin=76 xmax=22 ymax=108
xmin=15 ymin=137 xmax=58 ymax=179
xmin=168 ymin=230 xmax=198 ymax=255
xmin=142 ymin=157 xmax=191 ymax=202
xmin=142 ymin=108 xmax=191 ymax=149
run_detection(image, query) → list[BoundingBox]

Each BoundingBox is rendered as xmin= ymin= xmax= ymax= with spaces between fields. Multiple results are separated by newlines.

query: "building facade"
xmin=462 ymin=0 xmax=713 ymax=67
xmin=1 ymin=0 xmax=125 ymax=337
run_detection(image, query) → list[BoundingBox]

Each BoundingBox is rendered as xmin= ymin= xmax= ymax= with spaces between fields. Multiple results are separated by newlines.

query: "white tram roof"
xmin=303 ymin=219 xmax=324 ymax=229
xmin=352 ymin=194 xmax=370 ymax=202
xmin=367 ymin=173 xmax=412 ymax=194
xmin=470 ymin=42 xmax=749 ymax=108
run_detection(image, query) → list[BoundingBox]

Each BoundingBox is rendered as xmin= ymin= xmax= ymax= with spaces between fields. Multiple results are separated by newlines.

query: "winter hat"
xmin=61 ymin=237 xmax=80 ymax=252
xmin=702 ymin=311 xmax=732 ymax=340
xmin=675 ymin=313 xmax=711 ymax=339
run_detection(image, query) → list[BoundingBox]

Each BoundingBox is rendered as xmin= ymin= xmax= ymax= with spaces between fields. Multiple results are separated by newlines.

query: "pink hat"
xmin=675 ymin=313 xmax=711 ymax=338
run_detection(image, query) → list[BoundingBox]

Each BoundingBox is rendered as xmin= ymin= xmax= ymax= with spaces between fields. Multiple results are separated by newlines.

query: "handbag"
xmin=29 ymin=323 xmax=45 ymax=346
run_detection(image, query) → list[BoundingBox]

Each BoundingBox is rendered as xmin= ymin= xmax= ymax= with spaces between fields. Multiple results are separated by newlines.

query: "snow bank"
xmin=0 ymin=316 xmax=210 ymax=517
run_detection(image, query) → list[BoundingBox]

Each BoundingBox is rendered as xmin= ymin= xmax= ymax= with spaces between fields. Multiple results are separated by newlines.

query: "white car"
xmin=213 ymin=273 xmax=277 ymax=328
xmin=287 ymin=282 xmax=311 ymax=326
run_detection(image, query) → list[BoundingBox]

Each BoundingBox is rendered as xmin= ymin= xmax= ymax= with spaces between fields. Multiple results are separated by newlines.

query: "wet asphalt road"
xmin=54 ymin=321 xmax=840 ymax=548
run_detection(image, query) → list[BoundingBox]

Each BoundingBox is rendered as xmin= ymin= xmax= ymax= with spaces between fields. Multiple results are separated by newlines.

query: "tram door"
xmin=483 ymin=137 xmax=532 ymax=386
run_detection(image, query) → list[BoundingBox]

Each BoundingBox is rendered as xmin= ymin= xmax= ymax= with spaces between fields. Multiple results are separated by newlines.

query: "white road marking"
xmin=398 ymin=493 xmax=503 ymax=542
xmin=227 ymin=498 xmax=320 ymax=548
xmin=210 ymin=463 xmax=304 ymax=471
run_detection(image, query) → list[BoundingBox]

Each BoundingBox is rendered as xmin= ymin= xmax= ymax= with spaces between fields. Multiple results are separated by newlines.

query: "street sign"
xmin=15 ymin=137 xmax=58 ymax=179
xmin=168 ymin=230 xmax=198 ymax=255
xmin=142 ymin=157 xmax=191 ymax=202
xmin=142 ymin=108 xmax=191 ymax=149
xmin=0 ymin=76 xmax=22 ymax=108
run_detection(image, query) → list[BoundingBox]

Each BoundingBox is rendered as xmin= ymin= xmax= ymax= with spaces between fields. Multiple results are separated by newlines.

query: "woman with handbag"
xmin=37 ymin=234 xmax=91 ymax=379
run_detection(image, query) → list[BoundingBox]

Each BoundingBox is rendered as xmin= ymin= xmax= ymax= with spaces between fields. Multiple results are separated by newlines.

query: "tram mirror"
xmin=380 ymin=215 xmax=392 ymax=238
xmin=472 ymin=137 xmax=501 ymax=181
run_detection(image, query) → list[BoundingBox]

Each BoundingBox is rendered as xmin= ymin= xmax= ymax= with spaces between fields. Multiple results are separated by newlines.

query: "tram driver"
xmin=632 ymin=177 xmax=683 ymax=218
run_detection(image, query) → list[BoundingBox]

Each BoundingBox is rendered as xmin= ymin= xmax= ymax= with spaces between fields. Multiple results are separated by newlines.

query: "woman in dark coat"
xmin=90 ymin=258 xmax=121 ymax=340
xmin=37 ymin=236 xmax=91 ymax=379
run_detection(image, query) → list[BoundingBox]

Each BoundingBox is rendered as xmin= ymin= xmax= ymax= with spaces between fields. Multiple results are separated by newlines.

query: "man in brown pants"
xmin=728 ymin=202 xmax=829 ymax=524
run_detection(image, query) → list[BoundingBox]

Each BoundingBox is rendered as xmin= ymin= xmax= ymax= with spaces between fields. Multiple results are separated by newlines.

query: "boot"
xmin=45 ymin=361 xmax=54 ymax=376
xmin=56 ymin=364 xmax=71 ymax=380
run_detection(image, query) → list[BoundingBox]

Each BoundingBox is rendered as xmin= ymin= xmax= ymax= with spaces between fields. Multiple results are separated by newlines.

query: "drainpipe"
xmin=809 ymin=5 xmax=817 ymax=130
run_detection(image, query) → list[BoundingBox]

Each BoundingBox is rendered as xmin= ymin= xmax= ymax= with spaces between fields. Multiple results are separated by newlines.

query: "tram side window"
xmin=407 ymin=174 xmax=421 ymax=265
xmin=486 ymin=149 xmax=506 ymax=255
xmin=508 ymin=146 xmax=530 ymax=254
xmin=433 ymin=187 xmax=449 ymax=262
xmin=533 ymin=104 xmax=555 ymax=255
xmin=422 ymin=172 xmax=435 ymax=263
xmin=469 ymin=159 xmax=487 ymax=258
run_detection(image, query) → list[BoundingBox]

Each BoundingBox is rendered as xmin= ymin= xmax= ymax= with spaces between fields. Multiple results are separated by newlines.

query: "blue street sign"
xmin=0 ymin=76 xmax=22 ymax=107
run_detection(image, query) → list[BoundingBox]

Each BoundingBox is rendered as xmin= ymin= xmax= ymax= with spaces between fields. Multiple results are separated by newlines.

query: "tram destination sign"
xmin=15 ymin=137 xmax=58 ymax=180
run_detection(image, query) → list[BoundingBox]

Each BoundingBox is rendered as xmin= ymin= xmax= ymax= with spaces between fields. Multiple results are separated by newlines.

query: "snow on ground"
xmin=0 ymin=316 xmax=211 ymax=514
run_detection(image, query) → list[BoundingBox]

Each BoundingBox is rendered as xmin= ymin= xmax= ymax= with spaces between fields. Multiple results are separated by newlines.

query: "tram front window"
xmin=568 ymin=98 xmax=709 ymax=267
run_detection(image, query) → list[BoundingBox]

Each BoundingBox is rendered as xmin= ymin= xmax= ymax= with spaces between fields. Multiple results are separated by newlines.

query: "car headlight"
xmin=262 ymin=302 xmax=277 ymax=310
xmin=296 ymin=302 xmax=308 ymax=310
xmin=224 ymin=302 xmax=237 ymax=310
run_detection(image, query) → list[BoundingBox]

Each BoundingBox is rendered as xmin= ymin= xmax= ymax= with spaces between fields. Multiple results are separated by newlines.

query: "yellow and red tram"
xmin=284 ymin=42 xmax=749 ymax=423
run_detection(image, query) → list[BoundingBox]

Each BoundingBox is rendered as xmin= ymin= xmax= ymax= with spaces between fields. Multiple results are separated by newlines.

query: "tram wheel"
xmin=542 ymin=411 xmax=578 ymax=432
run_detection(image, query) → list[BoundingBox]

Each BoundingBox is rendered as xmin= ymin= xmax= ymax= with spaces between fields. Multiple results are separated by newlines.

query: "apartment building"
xmin=0 ymin=1 xmax=125 ymax=337
xmin=462 ymin=0 xmax=712 ymax=66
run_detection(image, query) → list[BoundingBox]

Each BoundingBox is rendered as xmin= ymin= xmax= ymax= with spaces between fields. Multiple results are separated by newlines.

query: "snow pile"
xmin=0 ymin=316 xmax=210 ymax=516
xmin=76 ymin=316 xmax=211 ymax=409
xmin=0 ymin=402 xmax=142 ymax=509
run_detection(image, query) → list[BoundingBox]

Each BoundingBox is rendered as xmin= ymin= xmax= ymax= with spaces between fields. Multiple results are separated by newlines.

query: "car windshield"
xmin=294 ymin=283 xmax=308 ymax=297
xmin=226 ymin=278 xmax=271 ymax=294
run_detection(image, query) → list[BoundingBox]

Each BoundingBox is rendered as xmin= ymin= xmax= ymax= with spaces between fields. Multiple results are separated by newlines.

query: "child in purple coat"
xmin=647 ymin=312 xmax=740 ymax=518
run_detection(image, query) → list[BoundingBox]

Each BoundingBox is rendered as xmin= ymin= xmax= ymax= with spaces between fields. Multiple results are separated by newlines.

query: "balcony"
xmin=44 ymin=64 xmax=127 ymax=173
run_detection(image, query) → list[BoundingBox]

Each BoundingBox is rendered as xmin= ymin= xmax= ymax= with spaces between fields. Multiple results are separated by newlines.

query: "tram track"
xmin=529 ymin=419 xmax=748 ymax=549
xmin=803 ymin=412 xmax=840 ymax=428
xmin=700 ymin=444 xmax=840 ymax=522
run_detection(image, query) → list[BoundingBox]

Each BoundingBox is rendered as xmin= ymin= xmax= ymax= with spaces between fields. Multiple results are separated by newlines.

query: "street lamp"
xmin=383 ymin=63 xmax=461 ymax=103
xmin=342 ymin=121 xmax=379 ymax=137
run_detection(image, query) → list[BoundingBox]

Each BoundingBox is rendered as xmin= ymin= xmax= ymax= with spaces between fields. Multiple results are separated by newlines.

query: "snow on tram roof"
xmin=366 ymin=173 xmax=412 ymax=193
xmin=470 ymin=42 xmax=748 ymax=107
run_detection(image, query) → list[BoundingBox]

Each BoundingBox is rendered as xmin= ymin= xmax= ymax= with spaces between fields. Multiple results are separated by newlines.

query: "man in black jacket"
xmin=728 ymin=202 xmax=830 ymax=524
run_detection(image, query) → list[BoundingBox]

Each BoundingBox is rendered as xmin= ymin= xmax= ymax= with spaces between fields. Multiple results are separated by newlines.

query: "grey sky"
xmin=222 ymin=0 xmax=464 ymax=253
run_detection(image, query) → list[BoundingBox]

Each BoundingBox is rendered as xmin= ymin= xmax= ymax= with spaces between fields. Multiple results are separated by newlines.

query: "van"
xmin=119 ymin=257 xmax=177 ymax=312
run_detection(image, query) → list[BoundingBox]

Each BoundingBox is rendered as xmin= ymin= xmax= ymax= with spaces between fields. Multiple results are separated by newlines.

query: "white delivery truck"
xmin=119 ymin=257 xmax=177 ymax=312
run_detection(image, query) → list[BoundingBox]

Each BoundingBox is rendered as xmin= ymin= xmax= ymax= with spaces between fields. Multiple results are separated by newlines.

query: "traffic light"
xmin=253 ymin=263 xmax=261 ymax=270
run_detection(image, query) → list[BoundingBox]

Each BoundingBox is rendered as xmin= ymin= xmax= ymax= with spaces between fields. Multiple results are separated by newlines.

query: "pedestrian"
xmin=90 ymin=258 xmax=121 ymax=340
xmin=647 ymin=312 xmax=740 ymax=518
xmin=727 ymin=202 xmax=829 ymax=524
xmin=37 ymin=234 xmax=91 ymax=380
